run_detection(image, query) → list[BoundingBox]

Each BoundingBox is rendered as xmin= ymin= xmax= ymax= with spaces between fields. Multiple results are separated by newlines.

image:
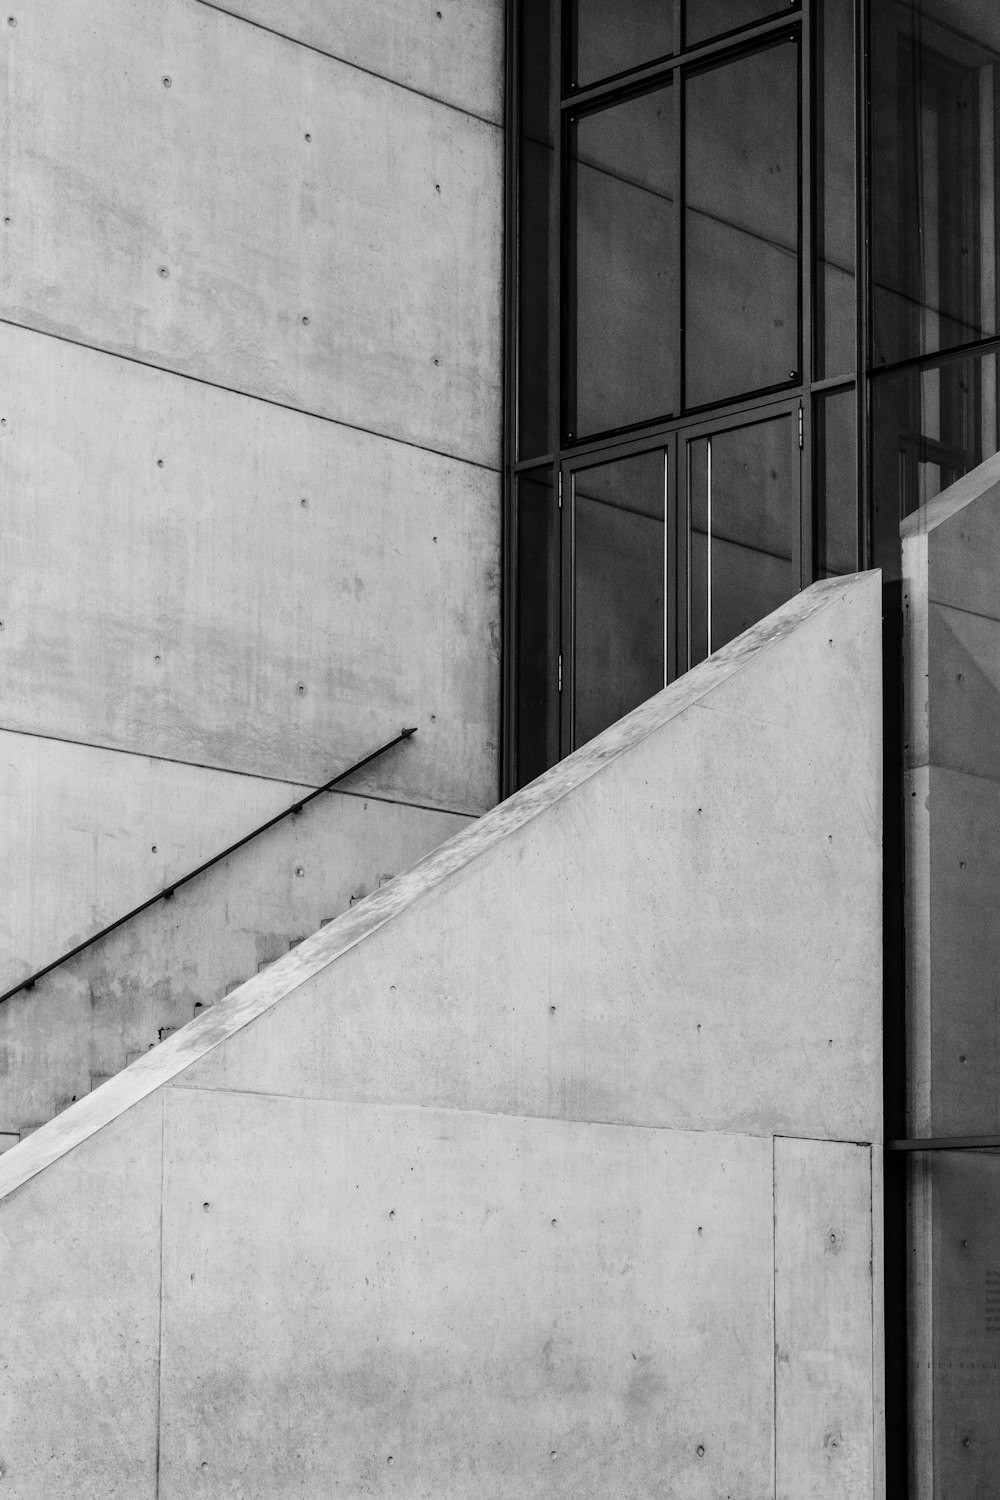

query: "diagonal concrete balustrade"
xmin=0 ymin=572 xmax=884 ymax=1499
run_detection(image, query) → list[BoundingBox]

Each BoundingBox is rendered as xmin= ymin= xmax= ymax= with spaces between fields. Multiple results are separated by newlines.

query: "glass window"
xmin=871 ymin=0 xmax=1000 ymax=367
xmin=872 ymin=347 xmax=1000 ymax=575
xmin=572 ymin=450 xmax=667 ymax=744
xmin=814 ymin=0 xmax=856 ymax=380
xmin=572 ymin=0 xmax=674 ymax=89
xmin=684 ymin=37 xmax=800 ymax=408
xmin=685 ymin=0 xmax=792 ymax=49
xmin=568 ymin=84 xmax=677 ymax=439
xmin=517 ymin=0 xmax=555 ymax=459
xmin=815 ymin=387 xmax=858 ymax=577
xmin=515 ymin=469 xmax=560 ymax=784
xmin=686 ymin=410 xmax=799 ymax=665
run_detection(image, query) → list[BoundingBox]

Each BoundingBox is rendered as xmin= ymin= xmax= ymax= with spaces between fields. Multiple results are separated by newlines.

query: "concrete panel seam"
xmin=926 ymin=595 xmax=1000 ymax=626
xmin=0 ymin=315 xmax=503 ymax=475
xmin=194 ymin=0 xmax=503 ymax=130
xmin=165 ymin=1084 xmax=811 ymax=1140
xmin=0 ymin=723 xmax=483 ymax=819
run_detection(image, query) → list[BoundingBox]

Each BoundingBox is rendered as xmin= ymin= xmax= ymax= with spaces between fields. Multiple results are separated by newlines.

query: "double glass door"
xmin=514 ymin=398 xmax=802 ymax=784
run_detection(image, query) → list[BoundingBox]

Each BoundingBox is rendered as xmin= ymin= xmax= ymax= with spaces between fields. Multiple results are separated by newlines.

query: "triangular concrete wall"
xmin=0 ymin=573 xmax=884 ymax=1498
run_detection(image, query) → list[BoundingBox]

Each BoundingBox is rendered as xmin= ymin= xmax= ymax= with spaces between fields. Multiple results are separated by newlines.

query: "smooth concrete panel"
xmin=774 ymin=1136 xmax=876 ymax=1500
xmin=0 ymin=1095 xmax=162 ymax=1498
xmin=0 ymin=729 xmax=469 ymax=1133
xmin=175 ymin=574 xmax=883 ymax=1143
xmin=0 ymin=0 xmax=502 ymax=468
xmin=900 ymin=451 xmax=1000 ymax=619
xmin=202 ymin=0 xmax=504 ymax=123
xmin=904 ymin=765 xmax=1000 ymax=1137
xmin=920 ymin=603 xmax=1000 ymax=782
xmin=159 ymin=1090 xmax=774 ymax=1498
xmin=0 ymin=327 xmax=500 ymax=808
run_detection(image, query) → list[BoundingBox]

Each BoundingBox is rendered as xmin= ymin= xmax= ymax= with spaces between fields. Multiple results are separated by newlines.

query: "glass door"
xmin=677 ymin=401 xmax=803 ymax=670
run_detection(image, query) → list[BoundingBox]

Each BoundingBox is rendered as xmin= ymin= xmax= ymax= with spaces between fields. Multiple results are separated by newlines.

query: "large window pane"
xmin=871 ymin=0 xmax=1000 ymax=367
xmin=815 ymin=0 xmax=856 ymax=379
xmin=685 ymin=0 xmax=791 ymax=49
xmin=684 ymin=38 xmax=800 ymax=408
xmin=572 ymin=450 xmax=666 ymax=744
xmin=569 ymin=85 xmax=676 ymax=439
xmin=687 ymin=412 xmax=799 ymax=665
xmin=515 ymin=469 xmax=560 ymax=785
xmin=572 ymin=0 xmax=674 ymax=89
xmin=872 ymin=348 xmax=1000 ymax=576
xmin=517 ymin=0 xmax=554 ymax=459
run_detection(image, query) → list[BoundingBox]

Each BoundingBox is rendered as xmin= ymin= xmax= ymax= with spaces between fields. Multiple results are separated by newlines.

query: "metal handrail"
xmin=0 ymin=726 xmax=417 ymax=1007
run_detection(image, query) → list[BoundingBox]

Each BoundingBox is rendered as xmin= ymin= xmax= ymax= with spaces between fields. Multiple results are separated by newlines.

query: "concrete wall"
xmin=0 ymin=727 xmax=469 ymax=1138
xmin=901 ymin=453 xmax=1000 ymax=1497
xmin=0 ymin=574 xmax=884 ymax=1497
xmin=0 ymin=0 xmax=503 ymax=1128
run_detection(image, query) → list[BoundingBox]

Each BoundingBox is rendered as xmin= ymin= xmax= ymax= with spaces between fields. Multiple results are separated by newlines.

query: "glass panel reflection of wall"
xmin=871 ymin=348 xmax=1000 ymax=574
xmin=815 ymin=388 xmax=858 ymax=577
xmin=569 ymin=86 xmax=676 ymax=439
xmin=685 ymin=0 xmax=788 ymax=47
xmin=572 ymin=450 xmax=666 ymax=745
xmin=517 ymin=0 xmax=554 ymax=460
xmin=688 ymin=414 xmax=798 ymax=666
xmin=516 ymin=470 xmax=560 ymax=785
xmin=815 ymin=0 xmax=856 ymax=380
xmin=872 ymin=0 xmax=1000 ymax=368
xmin=684 ymin=39 xmax=799 ymax=408
xmin=909 ymin=1151 xmax=1000 ymax=1500
xmin=573 ymin=0 xmax=674 ymax=88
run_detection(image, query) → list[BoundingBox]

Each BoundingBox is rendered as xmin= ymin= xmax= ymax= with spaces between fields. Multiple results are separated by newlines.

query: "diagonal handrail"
xmin=0 ymin=726 xmax=417 ymax=1007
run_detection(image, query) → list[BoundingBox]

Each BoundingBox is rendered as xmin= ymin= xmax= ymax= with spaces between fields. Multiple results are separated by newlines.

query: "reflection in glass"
xmin=517 ymin=0 xmax=554 ymax=459
xmin=907 ymin=1150 xmax=1000 ymax=1499
xmin=871 ymin=349 xmax=1000 ymax=577
xmin=871 ymin=0 xmax=1000 ymax=367
xmin=814 ymin=0 xmax=856 ymax=379
xmin=573 ymin=0 xmax=673 ymax=89
xmin=516 ymin=469 xmax=560 ymax=785
xmin=685 ymin=0 xmax=789 ymax=49
xmin=688 ymin=414 xmax=798 ymax=666
xmin=572 ymin=450 xmax=666 ymax=744
xmin=569 ymin=85 xmax=676 ymax=439
xmin=815 ymin=387 xmax=858 ymax=577
xmin=685 ymin=39 xmax=799 ymax=408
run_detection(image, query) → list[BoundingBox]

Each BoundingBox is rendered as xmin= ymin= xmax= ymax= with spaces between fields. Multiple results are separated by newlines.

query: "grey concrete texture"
xmin=204 ymin=0 xmax=504 ymax=122
xmin=0 ymin=326 xmax=500 ymax=810
xmin=0 ymin=0 xmax=502 ymax=468
xmin=175 ymin=572 xmax=884 ymax=1144
xmin=0 ymin=576 xmax=883 ymax=1496
xmin=158 ymin=1095 xmax=775 ymax=1497
xmin=0 ymin=1097 xmax=163 ymax=1498
xmin=774 ymin=1137 xmax=876 ymax=1500
xmin=0 ymin=570 xmax=883 ymax=1209
xmin=902 ymin=457 xmax=1000 ymax=1495
xmin=0 ymin=727 xmax=469 ymax=1136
